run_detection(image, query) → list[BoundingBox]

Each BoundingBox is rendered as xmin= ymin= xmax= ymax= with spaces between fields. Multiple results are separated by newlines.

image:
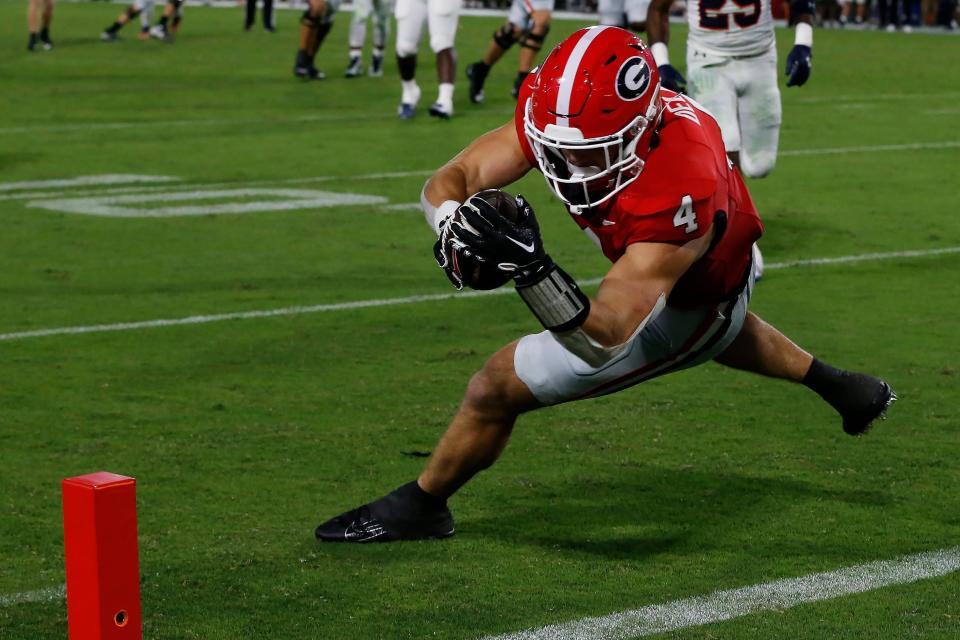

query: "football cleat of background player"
xmin=369 ymin=52 xmax=384 ymax=77
xmin=345 ymin=54 xmax=364 ymax=78
xmin=398 ymin=82 xmax=421 ymax=119
xmin=316 ymin=481 xmax=455 ymax=543
xmin=429 ymin=101 xmax=453 ymax=119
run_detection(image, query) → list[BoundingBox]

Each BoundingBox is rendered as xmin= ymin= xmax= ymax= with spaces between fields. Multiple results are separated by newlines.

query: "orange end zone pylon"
xmin=62 ymin=472 xmax=142 ymax=640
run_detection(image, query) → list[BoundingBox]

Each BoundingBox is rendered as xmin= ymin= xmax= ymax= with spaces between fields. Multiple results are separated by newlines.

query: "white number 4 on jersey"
xmin=673 ymin=195 xmax=699 ymax=234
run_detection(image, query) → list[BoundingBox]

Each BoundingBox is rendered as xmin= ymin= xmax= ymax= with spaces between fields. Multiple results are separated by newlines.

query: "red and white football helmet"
xmin=523 ymin=26 xmax=663 ymax=214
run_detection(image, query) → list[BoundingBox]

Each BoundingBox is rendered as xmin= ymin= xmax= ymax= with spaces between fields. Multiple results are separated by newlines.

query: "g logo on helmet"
xmin=616 ymin=56 xmax=651 ymax=102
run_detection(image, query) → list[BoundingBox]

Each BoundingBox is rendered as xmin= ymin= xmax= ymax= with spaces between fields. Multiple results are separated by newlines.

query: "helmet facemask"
xmin=524 ymin=98 xmax=652 ymax=215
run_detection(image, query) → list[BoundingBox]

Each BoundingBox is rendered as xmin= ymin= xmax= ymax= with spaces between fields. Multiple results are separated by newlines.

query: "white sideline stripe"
xmin=481 ymin=546 xmax=960 ymax=640
xmin=0 ymin=585 xmax=65 ymax=608
xmin=780 ymin=140 xmax=960 ymax=156
xmin=27 ymin=189 xmax=387 ymax=218
xmin=0 ymin=140 xmax=952 ymax=205
xmin=0 ymin=246 xmax=957 ymax=343
xmin=0 ymin=171 xmax=435 ymax=203
xmin=0 ymin=175 xmax=177 ymax=192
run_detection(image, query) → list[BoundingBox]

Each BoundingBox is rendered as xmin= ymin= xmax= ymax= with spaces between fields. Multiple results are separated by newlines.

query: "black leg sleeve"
xmin=263 ymin=0 xmax=274 ymax=28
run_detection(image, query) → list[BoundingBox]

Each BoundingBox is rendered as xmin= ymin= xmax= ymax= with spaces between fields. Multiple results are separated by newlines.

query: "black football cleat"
xmin=466 ymin=62 xmax=488 ymax=104
xmin=840 ymin=376 xmax=897 ymax=436
xmin=316 ymin=481 xmax=455 ymax=543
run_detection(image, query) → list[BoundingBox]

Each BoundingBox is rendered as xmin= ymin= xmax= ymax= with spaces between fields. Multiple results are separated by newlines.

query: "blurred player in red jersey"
xmin=315 ymin=27 xmax=895 ymax=543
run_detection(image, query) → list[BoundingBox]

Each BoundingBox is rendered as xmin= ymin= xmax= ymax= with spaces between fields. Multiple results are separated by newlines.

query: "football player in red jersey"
xmin=316 ymin=27 xmax=895 ymax=543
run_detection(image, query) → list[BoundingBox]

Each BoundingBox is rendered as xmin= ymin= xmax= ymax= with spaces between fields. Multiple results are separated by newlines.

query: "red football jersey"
xmin=515 ymin=82 xmax=764 ymax=308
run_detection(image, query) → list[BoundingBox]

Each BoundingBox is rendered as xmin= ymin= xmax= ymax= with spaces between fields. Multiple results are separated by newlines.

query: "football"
xmin=456 ymin=189 xmax=520 ymax=291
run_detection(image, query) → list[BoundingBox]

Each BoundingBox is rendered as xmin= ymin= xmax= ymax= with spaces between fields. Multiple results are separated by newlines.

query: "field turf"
xmin=1 ymin=3 xmax=959 ymax=638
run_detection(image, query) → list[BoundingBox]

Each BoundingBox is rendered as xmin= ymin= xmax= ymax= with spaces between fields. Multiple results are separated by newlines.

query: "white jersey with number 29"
xmin=686 ymin=0 xmax=774 ymax=57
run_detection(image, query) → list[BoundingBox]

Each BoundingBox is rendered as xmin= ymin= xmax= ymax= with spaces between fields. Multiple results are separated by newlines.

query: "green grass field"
xmin=2 ymin=3 xmax=959 ymax=638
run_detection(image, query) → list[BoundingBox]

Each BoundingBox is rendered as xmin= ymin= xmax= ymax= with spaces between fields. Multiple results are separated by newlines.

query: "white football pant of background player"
xmin=597 ymin=0 xmax=650 ymax=31
xmin=648 ymin=0 xmax=815 ymax=179
xmin=347 ymin=0 xmax=394 ymax=77
xmin=686 ymin=46 xmax=781 ymax=178
xmin=395 ymin=0 xmax=460 ymax=118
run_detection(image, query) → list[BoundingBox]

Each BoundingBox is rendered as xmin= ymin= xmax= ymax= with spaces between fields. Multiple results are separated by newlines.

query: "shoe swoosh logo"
xmin=505 ymin=236 xmax=535 ymax=253
xmin=345 ymin=519 xmax=387 ymax=542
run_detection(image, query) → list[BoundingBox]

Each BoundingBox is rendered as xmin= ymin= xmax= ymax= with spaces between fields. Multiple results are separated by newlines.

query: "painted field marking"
xmin=4 ymin=543 xmax=959 ymax=640
xmin=780 ymin=140 xmax=960 ymax=156
xmin=0 ymin=175 xmax=178 ymax=192
xmin=0 ymin=246 xmax=957 ymax=343
xmin=0 ymin=172 xmax=434 ymax=204
xmin=0 ymin=585 xmax=65 ymax=608
xmin=795 ymin=91 xmax=960 ymax=104
xmin=480 ymin=546 xmax=960 ymax=640
xmin=4 ymin=136 xmax=957 ymax=207
xmin=27 ymin=189 xmax=387 ymax=217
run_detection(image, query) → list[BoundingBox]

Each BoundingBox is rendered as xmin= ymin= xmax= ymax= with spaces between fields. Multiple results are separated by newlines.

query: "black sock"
xmin=473 ymin=61 xmax=490 ymax=76
xmin=40 ymin=27 xmax=50 ymax=41
xmin=107 ymin=22 xmax=122 ymax=33
xmin=394 ymin=480 xmax=447 ymax=509
xmin=397 ymin=54 xmax=417 ymax=81
xmin=29 ymin=32 xmax=39 ymax=45
xmin=802 ymin=359 xmax=847 ymax=407
xmin=159 ymin=15 xmax=169 ymax=27
xmin=315 ymin=21 xmax=332 ymax=48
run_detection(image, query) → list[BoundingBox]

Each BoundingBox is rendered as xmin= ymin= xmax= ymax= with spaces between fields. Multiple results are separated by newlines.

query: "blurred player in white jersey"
xmin=648 ymin=0 xmax=814 ymax=179
xmin=294 ymin=0 xmax=341 ymax=79
xmin=345 ymin=0 xmax=394 ymax=78
xmin=101 ymin=0 xmax=154 ymax=41
xmin=598 ymin=0 xmax=650 ymax=32
xmin=394 ymin=0 xmax=460 ymax=120
xmin=465 ymin=0 xmax=553 ymax=104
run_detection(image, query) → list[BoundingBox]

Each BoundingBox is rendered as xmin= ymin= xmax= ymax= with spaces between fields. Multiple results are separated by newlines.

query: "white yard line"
xmin=1 ymin=140 xmax=955 ymax=207
xmin=5 ymin=543 xmax=960 ymax=640
xmin=779 ymin=140 xmax=960 ymax=156
xmin=0 ymin=246 xmax=957 ymax=343
xmin=481 ymin=546 xmax=960 ymax=640
xmin=0 ymin=585 xmax=65 ymax=608
xmin=0 ymin=175 xmax=178 ymax=192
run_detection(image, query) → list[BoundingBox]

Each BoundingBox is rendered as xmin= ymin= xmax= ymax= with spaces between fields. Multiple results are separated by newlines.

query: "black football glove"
xmin=658 ymin=64 xmax=687 ymax=93
xmin=785 ymin=45 xmax=812 ymax=87
xmin=454 ymin=194 xmax=554 ymax=286
xmin=433 ymin=213 xmax=475 ymax=291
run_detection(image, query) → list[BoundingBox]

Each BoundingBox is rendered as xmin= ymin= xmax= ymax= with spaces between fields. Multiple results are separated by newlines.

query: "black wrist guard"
xmin=515 ymin=260 xmax=591 ymax=333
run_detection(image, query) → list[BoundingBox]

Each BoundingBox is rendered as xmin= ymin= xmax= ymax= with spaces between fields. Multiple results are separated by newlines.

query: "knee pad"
xmin=741 ymin=154 xmax=776 ymax=179
xmin=301 ymin=8 xmax=322 ymax=27
xmin=519 ymin=26 xmax=548 ymax=51
xmin=396 ymin=39 xmax=418 ymax=57
xmin=493 ymin=23 xmax=517 ymax=49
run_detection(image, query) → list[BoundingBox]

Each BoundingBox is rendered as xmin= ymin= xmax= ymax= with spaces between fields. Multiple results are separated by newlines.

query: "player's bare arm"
xmin=645 ymin=0 xmax=670 ymax=46
xmin=646 ymin=0 xmax=685 ymax=91
xmin=581 ymin=232 xmax=714 ymax=349
xmin=423 ymin=121 xmax=533 ymax=209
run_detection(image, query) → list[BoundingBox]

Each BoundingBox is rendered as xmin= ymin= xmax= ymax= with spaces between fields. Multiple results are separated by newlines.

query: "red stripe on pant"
xmin=573 ymin=302 xmax=724 ymax=401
